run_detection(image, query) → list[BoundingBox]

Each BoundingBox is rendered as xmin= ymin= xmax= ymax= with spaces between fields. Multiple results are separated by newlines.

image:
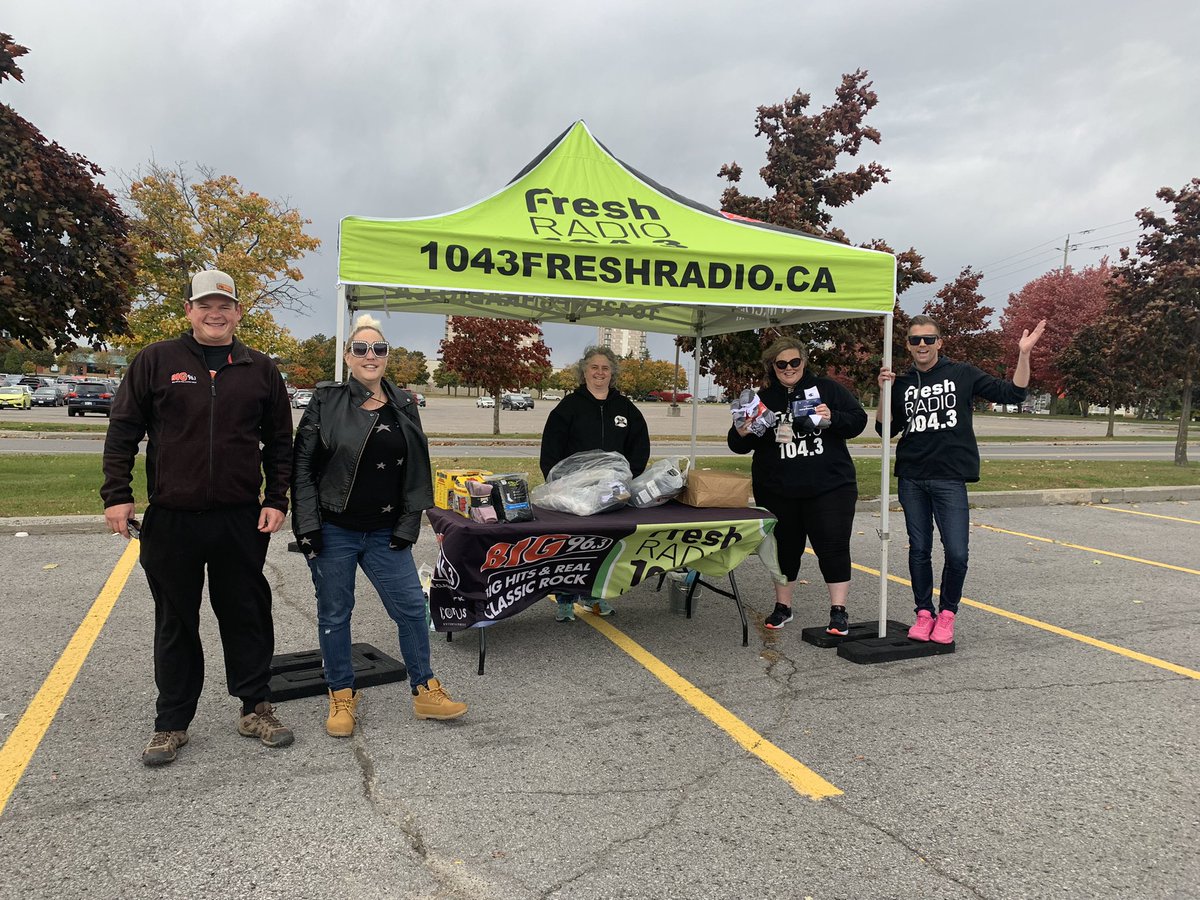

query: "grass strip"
xmin=3 ymin=455 xmax=1196 ymax=518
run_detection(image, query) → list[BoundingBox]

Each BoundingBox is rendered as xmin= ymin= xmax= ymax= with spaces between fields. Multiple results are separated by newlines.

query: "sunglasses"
xmin=908 ymin=335 xmax=939 ymax=346
xmin=349 ymin=340 xmax=389 ymax=358
xmin=773 ymin=358 xmax=804 ymax=370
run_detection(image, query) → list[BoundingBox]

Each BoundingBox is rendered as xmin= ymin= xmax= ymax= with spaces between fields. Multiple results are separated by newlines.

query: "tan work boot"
xmin=142 ymin=730 xmax=188 ymax=767
xmin=238 ymin=701 xmax=295 ymax=747
xmin=413 ymin=678 xmax=467 ymax=721
xmin=326 ymin=688 xmax=359 ymax=737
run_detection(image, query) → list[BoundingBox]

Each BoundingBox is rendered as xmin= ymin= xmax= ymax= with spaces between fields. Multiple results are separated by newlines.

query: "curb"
xmin=4 ymin=485 xmax=1199 ymax=536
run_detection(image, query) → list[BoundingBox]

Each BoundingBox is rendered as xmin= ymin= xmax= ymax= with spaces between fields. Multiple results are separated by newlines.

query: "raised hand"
xmin=1019 ymin=319 xmax=1047 ymax=354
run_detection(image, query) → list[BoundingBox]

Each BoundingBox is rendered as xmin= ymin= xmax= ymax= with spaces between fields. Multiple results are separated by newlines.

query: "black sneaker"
xmin=764 ymin=602 xmax=793 ymax=630
xmin=826 ymin=605 xmax=850 ymax=636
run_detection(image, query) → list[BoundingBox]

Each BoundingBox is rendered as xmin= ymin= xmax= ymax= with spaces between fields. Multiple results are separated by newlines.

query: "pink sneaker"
xmin=908 ymin=610 xmax=935 ymax=641
xmin=930 ymin=610 xmax=956 ymax=644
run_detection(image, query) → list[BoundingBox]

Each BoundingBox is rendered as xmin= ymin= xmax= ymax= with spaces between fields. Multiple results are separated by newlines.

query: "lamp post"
xmin=668 ymin=342 xmax=681 ymax=417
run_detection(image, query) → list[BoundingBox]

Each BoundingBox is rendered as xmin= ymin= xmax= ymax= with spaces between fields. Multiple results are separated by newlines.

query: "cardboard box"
xmin=676 ymin=469 xmax=753 ymax=508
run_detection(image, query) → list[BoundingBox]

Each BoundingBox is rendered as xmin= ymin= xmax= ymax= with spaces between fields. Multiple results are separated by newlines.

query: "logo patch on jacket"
xmin=614 ymin=415 xmax=628 ymax=428
xmin=170 ymin=372 xmax=197 ymax=384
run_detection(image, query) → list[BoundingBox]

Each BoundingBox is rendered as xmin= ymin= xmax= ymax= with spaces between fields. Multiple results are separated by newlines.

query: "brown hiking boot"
xmin=413 ymin=678 xmax=467 ymax=721
xmin=238 ymin=701 xmax=295 ymax=748
xmin=142 ymin=730 xmax=188 ymax=767
xmin=326 ymin=688 xmax=359 ymax=738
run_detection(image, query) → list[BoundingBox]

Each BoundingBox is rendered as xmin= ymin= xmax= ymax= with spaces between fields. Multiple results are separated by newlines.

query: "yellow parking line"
xmin=572 ymin=602 xmax=842 ymax=800
xmin=974 ymin=524 xmax=1200 ymax=576
xmin=848 ymin=561 xmax=1200 ymax=680
xmin=0 ymin=540 xmax=139 ymax=818
xmin=1085 ymin=504 xmax=1200 ymax=525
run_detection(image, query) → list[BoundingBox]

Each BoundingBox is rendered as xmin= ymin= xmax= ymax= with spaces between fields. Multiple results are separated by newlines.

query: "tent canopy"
xmin=338 ymin=121 xmax=896 ymax=336
xmin=335 ymin=121 xmax=901 ymax=637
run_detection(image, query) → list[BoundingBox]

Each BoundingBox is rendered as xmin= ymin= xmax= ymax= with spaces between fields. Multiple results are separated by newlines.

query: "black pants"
xmin=139 ymin=504 xmax=274 ymax=731
xmin=760 ymin=485 xmax=857 ymax=584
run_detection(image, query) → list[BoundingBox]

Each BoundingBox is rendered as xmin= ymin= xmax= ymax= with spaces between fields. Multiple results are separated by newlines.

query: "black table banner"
xmin=427 ymin=501 xmax=776 ymax=631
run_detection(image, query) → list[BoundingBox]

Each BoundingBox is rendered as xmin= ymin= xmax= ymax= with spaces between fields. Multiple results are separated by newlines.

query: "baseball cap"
xmin=188 ymin=270 xmax=238 ymax=303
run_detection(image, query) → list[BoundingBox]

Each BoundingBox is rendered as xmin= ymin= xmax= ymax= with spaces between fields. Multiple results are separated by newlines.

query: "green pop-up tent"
xmin=336 ymin=121 xmax=902 ymax=633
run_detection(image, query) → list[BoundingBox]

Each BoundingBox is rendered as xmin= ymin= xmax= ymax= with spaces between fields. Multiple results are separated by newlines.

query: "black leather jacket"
xmin=291 ymin=377 xmax=434 ymax=545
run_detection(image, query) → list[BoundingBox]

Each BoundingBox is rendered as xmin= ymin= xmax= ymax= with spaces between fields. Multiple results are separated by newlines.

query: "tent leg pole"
xmin=335 ymin=284 xmax=348 ymax=383
xmin=689 ymin=336 xmax=701 ymax=468
xmin=878 ymin=312 xmax=895 ymax=638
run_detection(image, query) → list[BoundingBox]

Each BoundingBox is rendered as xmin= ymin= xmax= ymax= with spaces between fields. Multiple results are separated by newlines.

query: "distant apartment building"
xmin=597 ymin=327 xmax=647 ymax=359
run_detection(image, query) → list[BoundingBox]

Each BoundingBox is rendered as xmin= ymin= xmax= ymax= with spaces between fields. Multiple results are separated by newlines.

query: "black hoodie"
xmin=727 ymin=372 xmax=867 ymax=499
xmin=540 ymin=385 xmax=650 ymax=477
xmin=876 ymin=355 xmax=1027 ymax=482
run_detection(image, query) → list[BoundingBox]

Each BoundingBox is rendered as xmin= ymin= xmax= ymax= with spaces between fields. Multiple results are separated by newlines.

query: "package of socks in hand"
xmin=731 ymin=389 xmax=778 ymax=436
xmin=790 ymin=386 xmax=825 ymax=429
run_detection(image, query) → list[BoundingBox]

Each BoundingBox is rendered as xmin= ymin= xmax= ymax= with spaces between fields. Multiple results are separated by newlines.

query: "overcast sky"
xmin=7 ymin=1 xmax=1198 ymax=383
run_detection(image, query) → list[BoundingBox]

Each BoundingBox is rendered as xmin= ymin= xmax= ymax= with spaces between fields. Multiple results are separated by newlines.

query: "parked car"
xmin=0 ymin=383 xmax=33 ymax=410
xmin=292 ymin=390 xmax=314 ymax=409
xmin=542 ymin=392 xmax=562 ymax=401
xmin=66 ymin=381 xmax=113 ymax=416
xmin=285 ymin=385 xmax=298 ymax=398
xmin=476 ymin=395 xmax=495 ymax=408
xmin=991 ymin=402 xmax=1018 ymax=413
xmin=415 ymin=393 xmax=426 ymax=407
xmin=501 ymin=392 xmax=533 ymax=410
xmin=31 ymin=386 xmax=64 ymax=407
xmin=648 ymin=390 xmax=692 ymax=403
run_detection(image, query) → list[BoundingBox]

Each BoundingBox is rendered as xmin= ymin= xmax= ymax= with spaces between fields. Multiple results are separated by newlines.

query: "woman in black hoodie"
xmin=727 ymin=338 xmax=867 ymax=635
xmin=540 ymin=345 xmax=650 ymax=621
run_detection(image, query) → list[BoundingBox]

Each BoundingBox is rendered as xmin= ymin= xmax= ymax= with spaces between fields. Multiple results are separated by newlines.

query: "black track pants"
xmin=139 ymin=505 xmax=275 ymax=731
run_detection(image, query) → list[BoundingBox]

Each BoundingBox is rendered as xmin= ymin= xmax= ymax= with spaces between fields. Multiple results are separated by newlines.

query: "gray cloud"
xmin=6 ymin=0 xmax=1197 ymax=373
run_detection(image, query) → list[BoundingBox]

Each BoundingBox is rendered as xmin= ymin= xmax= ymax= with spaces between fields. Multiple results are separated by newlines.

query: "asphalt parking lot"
xmin=1 ymin=498 xmax=1196 ymax=899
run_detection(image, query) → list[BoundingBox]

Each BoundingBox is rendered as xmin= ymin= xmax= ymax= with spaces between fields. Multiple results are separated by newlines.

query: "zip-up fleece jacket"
xmin=875 ymin=355 xmax=1027 ymax=482
xmin=727 ymin=374 xmax=867 ymax=499
xmin=540 ymin=385 xmax=650 ymax=478
xmin=101 ymin=332 xmax=293 ymax=512
xmin=291 ymin=377 xmax=434 ymax=546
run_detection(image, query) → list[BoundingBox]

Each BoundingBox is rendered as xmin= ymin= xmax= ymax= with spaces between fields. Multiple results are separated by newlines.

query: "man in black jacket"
xmin=877 ymin=315 xmax=1046 ymax=644
xmin=540 ymin=346 xmax=650 ymax=621
xmin=102 ymin=270 xmax=295 ymax=766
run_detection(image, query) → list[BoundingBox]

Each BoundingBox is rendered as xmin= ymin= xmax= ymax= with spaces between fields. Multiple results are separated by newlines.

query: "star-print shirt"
xmin=322 ymin=404 xmax=408 ymax=532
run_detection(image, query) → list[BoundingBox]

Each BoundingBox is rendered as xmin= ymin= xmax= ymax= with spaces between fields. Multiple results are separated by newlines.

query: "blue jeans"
xmin=897 ymin=478 xmax=969 ymax=615
xmin=306 ymin=523 xmax=434 ymax=691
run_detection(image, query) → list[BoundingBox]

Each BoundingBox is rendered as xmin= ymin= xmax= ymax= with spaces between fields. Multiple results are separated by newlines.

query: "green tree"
xmin=432 ymin=363 xmax=462 ymax=394
xmin=1110 ymin=179 xmax=1200 ymax=465
xmin=440 ymin=317 xmax=551 ymax=434
xmin=616 ymin=358 xmax=687 ymax=397
xmin=387 ymin=348 xmax=429 ymax=388
xmin=0 ymin=34 xmax=136 ymax=351
xmin=121 ymin=162 xmax=320 ymax=356
xmin=1057 ymin=309 xmax=1136 ymax=434
xmin=280 ymin=334 xmax=336 ymax=386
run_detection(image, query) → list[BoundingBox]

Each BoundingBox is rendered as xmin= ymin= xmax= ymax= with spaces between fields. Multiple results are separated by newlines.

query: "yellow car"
xmin=0 ymin=384 xmax=33 ymax=410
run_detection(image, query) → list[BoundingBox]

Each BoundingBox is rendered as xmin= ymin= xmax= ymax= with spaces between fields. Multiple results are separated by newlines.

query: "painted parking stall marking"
xmin=974 ymin=523 xmax=1200 ymax=576
xmin=841 ymin=553 xmax=1200 ymax=681
xmin=568 ymin=599 xmax=842 ymax=800
xmin=0 ymin=540 xmax=140 ymax=817
xmin=1085 ymin=503 xmax=1200 ymax=526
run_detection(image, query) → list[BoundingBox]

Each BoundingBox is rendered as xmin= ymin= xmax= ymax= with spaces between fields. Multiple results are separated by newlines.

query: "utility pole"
xmin=1058 ymin=233 xmax=1080 ymax=271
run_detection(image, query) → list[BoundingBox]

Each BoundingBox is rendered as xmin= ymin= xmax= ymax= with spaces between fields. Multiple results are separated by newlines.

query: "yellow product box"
xmin=434 ymin=468 xmax=492 ymax=509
